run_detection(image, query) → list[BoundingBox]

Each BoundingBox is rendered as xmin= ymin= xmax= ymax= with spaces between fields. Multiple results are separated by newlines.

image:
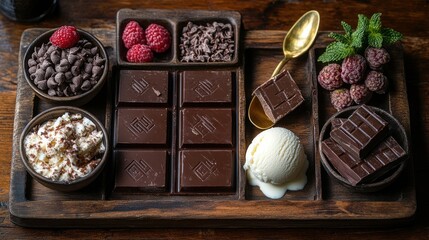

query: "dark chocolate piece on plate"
xmin=252 ymin=70 xmax=304 ymax=123
xmin=181 ymin=71 xmax=232 ymax=106
xmin=114 ymin=150 xmax=168 ymax=192
xmin=321 ymin=136 xmax=407 ymax=186
xmin=115 ymin=108 xmax=169 ymax=146
xmin=179 ymin=108 xmax=232 ymax=147
xmin=178 ymin=150 xmax=234 ymax=192
xmin=330 ymin=105 xmax=389 ymax=159
xmin=118 ymin=70 xmax=169 ymax=104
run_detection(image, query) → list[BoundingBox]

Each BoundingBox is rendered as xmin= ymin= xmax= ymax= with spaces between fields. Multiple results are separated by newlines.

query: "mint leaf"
xmin=351 ymin=14 xmax=369 ymax=48
xmin=328 ymin=32 xmax=349 ymax=44
xmin=369 ymin=13 xmax=382 ymax=32
xmin=341 ymin=21 xmax=353 ymax=35
xmin=368 ymin=32 xmax=383 ymax=47
xmin=381 ymin=27 xmax=402 ymax=45
xmin=317 ymin=42 xmax=355 ymax=63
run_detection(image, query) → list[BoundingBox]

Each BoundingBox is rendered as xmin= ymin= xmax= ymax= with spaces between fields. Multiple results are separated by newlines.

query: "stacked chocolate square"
xmin=321 ymin=105 xmax=407 ymax=186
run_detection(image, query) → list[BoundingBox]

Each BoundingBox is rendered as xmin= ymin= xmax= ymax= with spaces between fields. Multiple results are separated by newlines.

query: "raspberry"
xmin=341 ymin=54 xmax=367 ymax=84
xmin=145 ymin=23 xmax=171 ymax=53
xmin=350 ymin=83 xmax=372 ymax=104
xmin=330 ymin=88 xmax=353 ymax=111
xmin=122 ymin=21 xmax=146 ymax=49
xmin=318 ymin=63 xmax=343 ymax=90
xmin=365 ymin=70 xmax=388 ymax=94
xmin=50 ymin=26 xmax=80 ymax=49
xmin=126 ymin=44 xmax=153 ymax=63
xmin=365 ymin=47 xmax=390 ymax=70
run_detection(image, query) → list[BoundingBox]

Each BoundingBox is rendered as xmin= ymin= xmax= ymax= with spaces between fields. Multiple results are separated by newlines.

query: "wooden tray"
xmin=9 ymin=28 xmax=416 ymax=228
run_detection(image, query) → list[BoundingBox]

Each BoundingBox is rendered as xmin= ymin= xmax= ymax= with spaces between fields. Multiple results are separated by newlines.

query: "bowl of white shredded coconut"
xmin=20 ymin=106 xmax=109 ymax=191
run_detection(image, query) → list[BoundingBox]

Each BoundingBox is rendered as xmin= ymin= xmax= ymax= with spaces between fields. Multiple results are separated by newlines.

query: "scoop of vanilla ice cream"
xmin=244 ymin=127 xmax=308 ymax=199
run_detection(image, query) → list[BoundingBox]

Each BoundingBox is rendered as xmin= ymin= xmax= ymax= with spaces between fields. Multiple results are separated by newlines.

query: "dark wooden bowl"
xmin=22 ymin=28 xmax=109 ymax=106
xmin=318 ymin=105 xmax=409 ymax=192
xmin=19 ymin=106 xmax=110 ymax=192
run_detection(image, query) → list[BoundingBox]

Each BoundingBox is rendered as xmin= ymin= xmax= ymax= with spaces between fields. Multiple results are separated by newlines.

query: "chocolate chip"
xmin=40 ymin=60 xmax=52 ymax=70
xmin=54 ymin=72 xmax=65 ymax=84
xmin=71 ymin=65 xmax=80 ymax=76
xmin=84 ymin=63 xmax=92 ymax=74
xmin=37 ymin=80 xmax=48 ymax=90
xmin=68 ymin=54 xmax=78 ymax=65
xmin=28 ymin=59 xmax=37 ymax=67
xmin=48 ymin=88 xmax=57 ymax=96
xmin=50 ymin=50 xmax=60 ymax=64
xmin=47 ymin=77 xmax=58 ymax=89
xmin=35 ymin=68 xmax=45 ymax=80
xmin=70 ymin=47 xmax=80 ymax=55
xmin=93 ymin=56 xmax=105 ymax=66
xmin=92 ymin=65 xmax=102 ymax=78
xmin=90 ymin=47 xmax=98 ymax=55
xmin=29 ymin=66 xmax=37 ymax=74
xmin=82 ymin=72 xmax=90 ymax=80
xmin=45 ymin=66 xmax=55 ymax=78
xmin=72 ymin=75 xmax=83 ymax=88
xmin=65 ymin=71 xmax=73 ymax=81
xmin=46 ymin=45 xmax=57 ymax=55
xmin=81 ymin=80 xmax=91 ymax=91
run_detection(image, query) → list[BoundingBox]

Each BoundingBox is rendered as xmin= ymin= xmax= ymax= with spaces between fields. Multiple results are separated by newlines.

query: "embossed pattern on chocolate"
xmin=181 ymin=71 xmax=232 ymax=106
xmin=118 ymin=70 xmax=169 ymax=104
xmin=252 ymin=70 xmax=304 ymax=123
xmin=113 ymin=70 xmax=236 ymax=194
xmin=178 ymin=150 xmax=234 ymax=192
xmin=330 ymin=105 xmax=389 ymax=159
xmin=322 ymin=136 xmax=406 ymax=186
xmin=114 ymin=150 xmax=167 ymax=191
xmin=179 ymin=108 xmax=232 ymax=146
xmin=115 ymin=108 xmax=168 ymax=146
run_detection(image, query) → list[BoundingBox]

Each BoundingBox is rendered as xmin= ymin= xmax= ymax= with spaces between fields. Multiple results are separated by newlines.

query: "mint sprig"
xmin=317 ymin=13 xmax=402 ymax=63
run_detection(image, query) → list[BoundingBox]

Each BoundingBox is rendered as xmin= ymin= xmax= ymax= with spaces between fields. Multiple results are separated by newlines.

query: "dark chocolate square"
xmin=178 ymin=150 xmax=234 ymax=192
xmin=118 ymin=70 xmax=169 ymax=104
xmin=252 ymin=70 xmax=304 ymax=123
xmin=181 ymin=71 xmax=232 ymax=106
xmin=322 ymin=136 xmax=406 ymax=186
xmin=114 ymin=150 xmax=167 ymax=192
xmin=330 ymin=105 xmax=389 ymax=159
xmin=179 ymin=108 xmax=232 ymax=147
xmin=115 ymin=108 xmax=168 ymax=145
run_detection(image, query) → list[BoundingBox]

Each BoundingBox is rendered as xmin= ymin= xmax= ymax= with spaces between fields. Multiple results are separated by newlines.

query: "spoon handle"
xmin=271 ymin=57 xmax=290 ymax=77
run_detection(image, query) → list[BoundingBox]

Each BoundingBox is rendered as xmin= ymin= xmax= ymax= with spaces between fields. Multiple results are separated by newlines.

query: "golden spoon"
xmin=248 ymin=10 xmax=320 ymax=129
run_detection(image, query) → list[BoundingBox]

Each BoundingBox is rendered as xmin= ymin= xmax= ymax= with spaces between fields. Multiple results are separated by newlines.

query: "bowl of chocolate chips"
xmin=23 ymin=26 xmax=109 ymax=106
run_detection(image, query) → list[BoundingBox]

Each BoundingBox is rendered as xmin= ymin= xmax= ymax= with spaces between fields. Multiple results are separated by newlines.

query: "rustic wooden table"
xmin=1 ymin=1 xmax=428 ymax=239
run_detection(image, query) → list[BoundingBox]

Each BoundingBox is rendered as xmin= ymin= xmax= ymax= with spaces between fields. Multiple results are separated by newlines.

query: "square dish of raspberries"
xmin=116 ymin=9 xmax=241 ymax=67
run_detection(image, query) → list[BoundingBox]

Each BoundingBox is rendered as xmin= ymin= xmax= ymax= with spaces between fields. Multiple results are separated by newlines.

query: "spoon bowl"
xmin=248 ymin=10 xmax=320 ymax=129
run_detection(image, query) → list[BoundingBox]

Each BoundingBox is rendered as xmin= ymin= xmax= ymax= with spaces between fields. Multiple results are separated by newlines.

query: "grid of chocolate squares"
xmin=113 ymin=70 xmax=236 ymax=194
xmin=321 ymin=105 xmax=407 ymax=186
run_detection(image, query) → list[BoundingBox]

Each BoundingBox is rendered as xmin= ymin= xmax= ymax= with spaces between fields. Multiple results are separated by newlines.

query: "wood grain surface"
xmin=1 ymin=0 xmax=428 ymax=239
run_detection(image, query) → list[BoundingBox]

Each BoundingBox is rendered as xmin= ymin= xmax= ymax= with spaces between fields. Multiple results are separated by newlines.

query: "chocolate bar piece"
xmin=114 ymin=150 xmax=168 ymax=192
xmin=322 ymin=136 xmax=406 ymax=186
xmin=179 ymin=108 xmax=233 ymax=147
xmin=330 ymin=105 xmax=389 ymax=159
xmin=115 ymin=108 xmax=169 ymax=146
xmin=178 ymin=150 xmax=234 ymax=192
xmin=331 ymin=118 xmax=347 ymax=129
xmin=252 ymin=70 xmax=304 ymax=123
xmin=181 ymin=71 xmax=232 ymax=106
xmin=118 ymin=70 xmax=169 ymax=104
